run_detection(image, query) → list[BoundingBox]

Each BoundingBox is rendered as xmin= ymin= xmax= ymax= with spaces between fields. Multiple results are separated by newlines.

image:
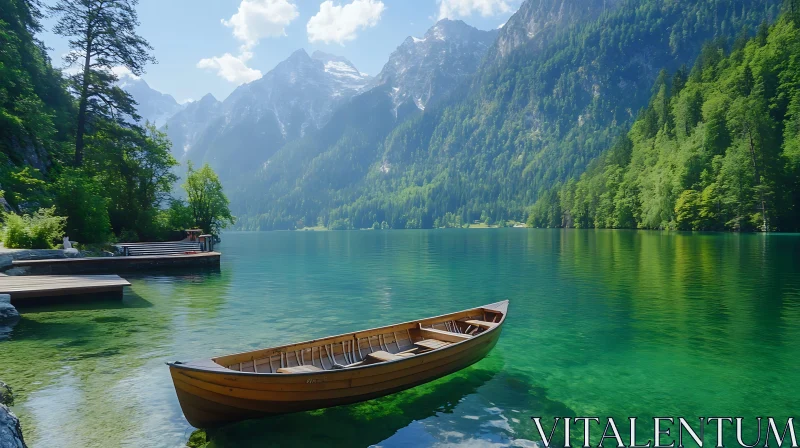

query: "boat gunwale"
xmin=168 ymin=300 xmax=508 ymax=377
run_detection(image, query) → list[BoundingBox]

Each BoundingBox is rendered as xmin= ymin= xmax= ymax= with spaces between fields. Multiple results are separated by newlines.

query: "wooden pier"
xmin=9 ymin=252 xmax=220 ymax=275
xmin=0 ymin=275 xmax=130 ymax=303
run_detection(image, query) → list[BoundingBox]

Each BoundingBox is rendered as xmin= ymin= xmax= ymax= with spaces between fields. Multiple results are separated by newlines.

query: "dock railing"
xmin=114 ymin=241 xmax=206 ymax=257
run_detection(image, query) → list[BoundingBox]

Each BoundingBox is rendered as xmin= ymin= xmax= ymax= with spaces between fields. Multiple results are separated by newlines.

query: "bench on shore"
xmin=115 ymin=241 xmax=203 ymax=257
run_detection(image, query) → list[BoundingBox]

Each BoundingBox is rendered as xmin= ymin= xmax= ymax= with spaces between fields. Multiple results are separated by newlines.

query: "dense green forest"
xmin=0 ymin=0 xmax=230 ymax=248
xmin=235 ymin=0 xmax=782 ymax=230
xmin=529 ymin=14 xmax=800 ymax=231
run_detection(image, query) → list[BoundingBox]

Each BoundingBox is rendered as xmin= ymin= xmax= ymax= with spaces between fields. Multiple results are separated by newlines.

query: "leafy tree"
xmin=183 ymin=162 xmax=235 ymax=235
xmin=84 ymin=123 xmax=177 ymax=239
xmin=49 ymin=0 xmax=155 ymax=166
xmin=53 ymin=167 xmax=110 ymax=243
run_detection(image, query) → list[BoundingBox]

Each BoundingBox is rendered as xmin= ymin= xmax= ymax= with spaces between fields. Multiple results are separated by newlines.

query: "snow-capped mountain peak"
xmin=167 ymin=50 xmax=372 ymax=182
xmin=117 ymin=75 xmax=184 ymax=127
xmin=374 ymin=19 xmax=498 ymax=115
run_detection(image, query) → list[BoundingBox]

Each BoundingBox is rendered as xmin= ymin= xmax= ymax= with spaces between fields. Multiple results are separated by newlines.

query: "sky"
xmin=38 ymin=0 xmax=521 ymax=103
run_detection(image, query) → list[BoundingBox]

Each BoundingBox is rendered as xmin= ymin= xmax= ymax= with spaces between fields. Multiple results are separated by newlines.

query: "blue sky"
xmin=39 ymin=0 xmax=520 ymax=103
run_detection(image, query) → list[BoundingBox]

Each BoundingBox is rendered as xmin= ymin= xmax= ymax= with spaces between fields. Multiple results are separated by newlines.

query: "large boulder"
xmin=0 ymin=404 xmax=26 ymax=448
xmin=0 ymin=295 xmax=19 ymax=340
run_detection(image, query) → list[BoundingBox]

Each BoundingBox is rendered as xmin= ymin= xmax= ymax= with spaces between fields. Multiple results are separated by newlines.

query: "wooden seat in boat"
xmin=276 ymin=365 xmax=323 ymax=374
xmin=366 ymin=351 xmax=404 ymax=363
xmin=414 ymin=339 xmax=451 ymax=350
xmin=418 ymin=327 xmax=472 ymax=343
xmin=464 ymin=320 xmax=500 ymax=329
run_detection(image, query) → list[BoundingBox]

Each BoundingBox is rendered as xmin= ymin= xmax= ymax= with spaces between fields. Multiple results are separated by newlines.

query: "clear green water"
xmin=1 ymin=230 xmax=799 ymax=447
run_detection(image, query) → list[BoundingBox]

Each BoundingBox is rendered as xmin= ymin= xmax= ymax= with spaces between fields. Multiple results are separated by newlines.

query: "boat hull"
xmin=169 ymin=323 xmax=502 ymax=427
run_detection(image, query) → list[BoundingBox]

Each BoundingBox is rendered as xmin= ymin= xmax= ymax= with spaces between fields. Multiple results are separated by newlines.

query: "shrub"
xmin=1 ymin=207 xmax=67 ymax=249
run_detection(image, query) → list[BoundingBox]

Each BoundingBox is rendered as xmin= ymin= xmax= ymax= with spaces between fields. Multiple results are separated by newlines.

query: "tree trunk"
xmin=747 ymin=131 xmax=768 ymax=231
xmin=75 ymin=37 xmax=93 ymax=167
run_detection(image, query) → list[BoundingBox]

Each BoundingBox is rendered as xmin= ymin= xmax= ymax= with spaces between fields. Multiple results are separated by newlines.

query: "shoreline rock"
xmin=0 ymin=405 xmax=25 ymax=448
xmin=0 ymin=382 xmax=25 ymax=448
xmin=0 ymin=295 xmax=19 ymax=341
xmin=0 ymin=382 xmax=12 ymax=406
xmin=0 ymin=248 xmax=84 ymax=275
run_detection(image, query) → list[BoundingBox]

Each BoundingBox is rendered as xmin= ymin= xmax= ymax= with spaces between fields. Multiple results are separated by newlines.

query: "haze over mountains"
xmin=117 ymin=73 xmax=184 ymax=127
xmin=121 ymin=0 xmax=784 ymax=230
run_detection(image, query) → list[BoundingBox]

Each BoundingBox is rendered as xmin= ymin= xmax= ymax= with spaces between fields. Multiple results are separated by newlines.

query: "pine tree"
xmin=49 ymin=0 xmax=155 ymax=166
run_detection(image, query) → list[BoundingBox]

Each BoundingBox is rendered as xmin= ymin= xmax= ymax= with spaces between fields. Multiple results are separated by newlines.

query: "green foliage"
xmin=161 ymin=199 xmax=195 ymax=233
xmin=0 ymin=0 xmax=73 ymax=166
xmin=50 ymin=0 xmax=156 ymax=165
xmin=0 ymin=158 xmax=49 ymax=210
xmin=530 ymin=16 xmax=800 ymax=231
xmin=86 ymin=123 xmax=178 ymax=240
xmin=0 ymin=0 xmax=232 ymax=245
xmin=184 ymin=162 xmax=235 ymax=235
xmin=1 ymin=207 xmax=66 ymax=248
xmin=53 ymin=167 xmax=111 ymax=243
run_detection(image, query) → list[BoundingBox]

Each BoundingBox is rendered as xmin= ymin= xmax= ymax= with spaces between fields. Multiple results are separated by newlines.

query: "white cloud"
xmin=222 ymin=0 xmax=299 ymax=49
xmin=197 ymin=52 xmax=262 ymax=85
xmin=437 ymin=0 xmax=511 ymax=20
xmin=199 ymin=0 xmax=295 ymax=84
xmin=307 ymin=0 xmax=385 ymax=45
xmin=110 ymin=65 xmax=140 ymax=80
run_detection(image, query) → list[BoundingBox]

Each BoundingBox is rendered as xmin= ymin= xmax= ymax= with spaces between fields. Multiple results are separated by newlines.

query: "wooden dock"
xmin=0 ymin=275 xmax=130 ymax=303
xmin=9 ymin=252 xmax=220 ymax=275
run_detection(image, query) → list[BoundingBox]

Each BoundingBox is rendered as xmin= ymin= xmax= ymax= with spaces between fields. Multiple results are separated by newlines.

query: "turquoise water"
xmin=1 ymin=230 xmax=799 ymax=447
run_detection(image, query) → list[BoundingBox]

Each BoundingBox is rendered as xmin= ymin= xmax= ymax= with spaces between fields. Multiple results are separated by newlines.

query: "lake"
xmin=1 ymin=230 xmax=799 ymax=447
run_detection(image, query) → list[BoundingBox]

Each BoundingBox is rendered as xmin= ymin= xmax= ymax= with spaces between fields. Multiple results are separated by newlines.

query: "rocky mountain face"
xmin=374 ymin=19 xmax=497 ymax=116
xmin=175 ymin=49 xmax=371 ymax=182
xmin=490 ymin=0 xmax=620 ymax=61
xmin=118 ymin=74 xmax=184 ymax=127
xmin=163 ymin=93 xmax=221 ymax=161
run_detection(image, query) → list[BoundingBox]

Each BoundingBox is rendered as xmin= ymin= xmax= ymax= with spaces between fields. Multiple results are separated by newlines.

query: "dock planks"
xmin=0 ymin=275 xmax=130 ymax=302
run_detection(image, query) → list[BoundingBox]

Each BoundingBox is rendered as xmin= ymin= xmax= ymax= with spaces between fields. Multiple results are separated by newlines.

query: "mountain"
xmin=232 ymin=19 xmax=500 ymax=230
xmin=489 ymin=0 xmax=618 ymax=61
xmin=118 ymin=74 xmax=184 ymax=127
xmin=529 ymin=16 xmax=800 ymax=232
xmin=233 ymin=0 xmax=783 ymax=230
xmin=374 ymin=19 xmax=497 ymax=116
xmin=178 ymin=49 xmax=371 ymax=182
xmin=163 ymin=93 xmax=221 ymax=160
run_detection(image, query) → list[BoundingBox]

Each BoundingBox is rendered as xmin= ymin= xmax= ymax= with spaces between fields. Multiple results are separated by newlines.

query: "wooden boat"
xmin=168 ymin=300 xmax=508 ymax=427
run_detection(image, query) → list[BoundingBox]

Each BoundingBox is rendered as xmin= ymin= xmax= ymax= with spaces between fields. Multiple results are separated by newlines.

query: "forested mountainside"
xmin=234 ymin=0 xmax=781 ymax=230
xmin=529 ymin=15 xmax=800 ymax=231
xmin=0 ymin=0 xmax=74 ymax=175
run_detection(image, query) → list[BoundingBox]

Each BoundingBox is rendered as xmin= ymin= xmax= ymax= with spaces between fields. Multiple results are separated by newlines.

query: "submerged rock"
xmin=0 ymin=403 xmax=26 ymax=448
xmin=186 ymin=430 xmax=209 ymax=448
xmin=0 ymin=295 xmax=19 ymax=340
xmin=0 ymin=382 xmax=12 ymax=406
